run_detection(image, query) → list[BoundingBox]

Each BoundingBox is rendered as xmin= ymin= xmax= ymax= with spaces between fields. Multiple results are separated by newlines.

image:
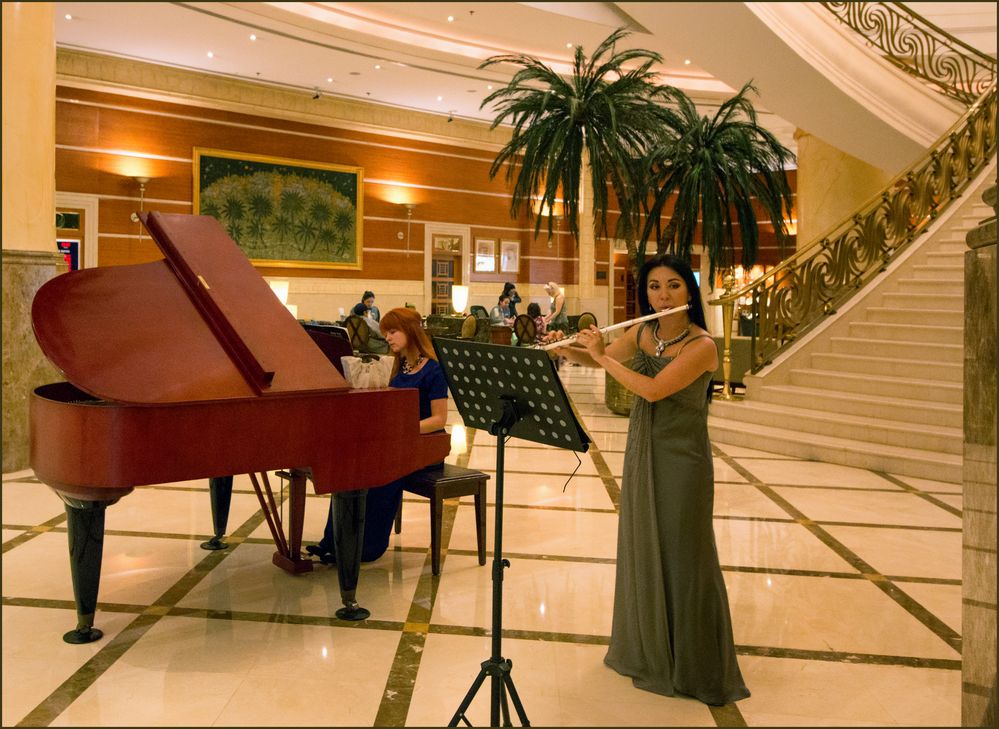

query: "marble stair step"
xmin=707 ymin=413 xmax=962 ymax=483
xmin=829 ymin=336 xmax=962 ymax=364
xmin=709 ymin=398 xmax=962 ymax=454
xmin=810 ymin=352 xmax=963 ymax=382
xmin=754 ymin=383 xmax=962 ymax=428
xmin=895 ymin=278 xmax=964 ymax=294
xmin=789 ymin=367 xmax=962 ymax=405
xmin=881 ymin=292 xmax=963 ymax=311
xmin=846 ymin=321 xmax=963 ymax=345
xmin=912 ymin=264 xmax=964 ymax=280
xmin=865 ymin=307 xmax=963 ymax=327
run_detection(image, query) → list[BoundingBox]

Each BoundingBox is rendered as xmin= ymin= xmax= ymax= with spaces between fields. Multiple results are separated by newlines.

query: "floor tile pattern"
xmin=2 ymin=364 xmax=963 ymax=726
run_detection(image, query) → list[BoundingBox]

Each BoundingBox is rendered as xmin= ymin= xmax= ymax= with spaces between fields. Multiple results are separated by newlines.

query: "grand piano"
xmin=29 ymin=212 xmax=451 ymax=643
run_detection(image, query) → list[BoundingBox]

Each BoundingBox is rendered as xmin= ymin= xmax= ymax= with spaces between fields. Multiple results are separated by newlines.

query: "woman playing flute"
xmin=561 ymin=254 xmax=749 ymax=706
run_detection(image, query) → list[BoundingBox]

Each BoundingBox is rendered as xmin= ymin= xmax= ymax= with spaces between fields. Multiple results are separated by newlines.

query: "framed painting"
xmin=433 ymin=233 xmax=462 ymax=253
xmin=500 ymin=239 xmax=519 ymax=273
xmin=193 ymin=148 xmax=363 ymax=269
xmin=474 ymin=237 xmax=496 ymax=272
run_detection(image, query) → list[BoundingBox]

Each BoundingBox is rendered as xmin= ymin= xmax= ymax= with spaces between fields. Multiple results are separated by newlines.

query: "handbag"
xmin=341 ymin=355 xmax=394 ymax=389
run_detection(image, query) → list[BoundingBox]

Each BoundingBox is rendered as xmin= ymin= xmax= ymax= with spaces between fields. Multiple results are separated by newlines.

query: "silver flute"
xmin=536 ymin=304 xmax=691 ymax=350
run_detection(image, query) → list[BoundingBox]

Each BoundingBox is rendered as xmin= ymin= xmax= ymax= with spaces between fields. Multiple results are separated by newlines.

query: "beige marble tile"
xmin=48 ymin=615 xmax=398 ymax=727
xmin=715 ymin=519 xmax=856 ymax=573
xmin=586 ymin=430 xmax=629 ymax=452
xmin=409 ymin=633 xmax=716 ymax=727
xmin=726 ymin=572 xmax=960 ymax=660
xmin=823 ymin=525 xmax=962 ymax=581
xmin=737 ymin=655 xmax=960 ymax=727
xmin=1 ymin=481 xmax=65 ymax=526
xmin=467 ymin=445 xmax=598 ymax=476
xmin=577 ymin=414 xmax=631 ymax=433
xmin=773 ymin=488 xmax=962 ymax=528
xmin=2 ymin=531 xmax=208 ymax=607
xmin=460 ymin=472 xmax=614 ymax=510
xmin=887 ymin=474 xmax=965 ymax=494
xmin=894 ymin=581 xmax=962 ymax=635
xmin=103 ymin=487 xmax=263 ymax=538
xmin=738 ymin=459 xmax=901 ymax=489
xmin=714 ymin=484 xmax=790 ymax=519
xmin=176 ymin=542 xmax=424 ymax=623
xmin=2 ymin=606 xmax=135 ymax=727
xmin=432 ymin=554 xmax=615 ymax=636
xmin=448 ymin=502 xmax=618 ymax=560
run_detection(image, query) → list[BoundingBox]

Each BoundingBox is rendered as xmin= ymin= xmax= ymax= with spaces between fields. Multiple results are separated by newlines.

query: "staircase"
xmin=708 ymin=164 xmax=996 ymax=483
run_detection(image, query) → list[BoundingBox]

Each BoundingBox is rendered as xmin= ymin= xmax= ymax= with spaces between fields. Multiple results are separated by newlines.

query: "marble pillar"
xmin=793 ymin=128 xmax=890 ymax=246
xmin=3 ymin=3 xmax=59 ymax=472
xmin=962 ymin=184 xmax=997 ymax=727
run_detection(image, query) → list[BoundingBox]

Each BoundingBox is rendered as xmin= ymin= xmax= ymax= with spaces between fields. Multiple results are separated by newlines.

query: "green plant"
xmin=642 ymin=81 xmax=795 ymax=285
xmin=480 ymin=27 xmax=671 ymax=242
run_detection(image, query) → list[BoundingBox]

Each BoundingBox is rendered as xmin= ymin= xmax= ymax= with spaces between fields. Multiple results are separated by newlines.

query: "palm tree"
xmin=480 ymin=27 xmax=671 ymax=241
xmin=642 ymin=81 xmax=795 ymax=285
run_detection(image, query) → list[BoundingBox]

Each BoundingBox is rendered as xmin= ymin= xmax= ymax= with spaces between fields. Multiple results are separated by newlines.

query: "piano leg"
xmin=58 ymin=495 xmax=118 ymax=644
xmin=201 ymin=476 xmax=233 ymax=550
xmin=332 ymin=489 xmax=370 ymax=621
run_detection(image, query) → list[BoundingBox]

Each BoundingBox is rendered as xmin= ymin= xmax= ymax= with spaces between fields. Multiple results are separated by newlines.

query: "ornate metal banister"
xmin=821 ymin=2 xmax=996 ymax=104
xmin=710 ymin=84 xmax=996 ymax=399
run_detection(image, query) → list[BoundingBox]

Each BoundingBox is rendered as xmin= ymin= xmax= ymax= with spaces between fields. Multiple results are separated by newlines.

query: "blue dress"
xmin=318 ymin=358 xmax=449 ymax=562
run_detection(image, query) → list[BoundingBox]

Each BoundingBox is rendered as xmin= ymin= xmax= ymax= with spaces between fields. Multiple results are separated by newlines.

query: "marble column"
xmin=2 ymin=2 xmax=62 ymax=472
xmin=793 ymin=128 xmax=890 ymax=246
xmin=962 ymin=184 xmax=997 ymax=727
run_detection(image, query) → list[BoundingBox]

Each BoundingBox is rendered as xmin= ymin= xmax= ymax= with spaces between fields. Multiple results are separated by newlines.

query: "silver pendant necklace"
xmin=653 ymin=323 xmax=691 ymax=357
xmin=401 ymin=354 xmax=425 ymax=374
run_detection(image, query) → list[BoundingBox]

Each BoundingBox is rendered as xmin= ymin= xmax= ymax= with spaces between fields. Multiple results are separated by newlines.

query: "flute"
xmin=537 ymin=304 xmax=690 ymax=350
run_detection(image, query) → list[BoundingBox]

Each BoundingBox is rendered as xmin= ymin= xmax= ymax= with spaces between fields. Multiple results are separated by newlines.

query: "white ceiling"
xmin=54 ymin=2 xmax=997 ymax=154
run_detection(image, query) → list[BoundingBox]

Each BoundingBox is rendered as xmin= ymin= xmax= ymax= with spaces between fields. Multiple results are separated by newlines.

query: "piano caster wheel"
xmin=200 ymin=536 xmax=228 ymax=551
xmin=63 ymin=627 xmax=103 ymax=644
xmin=335 ymin=604 xmax=370 ymax=622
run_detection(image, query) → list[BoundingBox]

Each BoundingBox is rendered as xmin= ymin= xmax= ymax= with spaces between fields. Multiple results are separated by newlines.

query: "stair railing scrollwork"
xmin=709 ymin=84 xmax=996 ymax=399
xmin=820 ymin=1 xmax=996 ymax=104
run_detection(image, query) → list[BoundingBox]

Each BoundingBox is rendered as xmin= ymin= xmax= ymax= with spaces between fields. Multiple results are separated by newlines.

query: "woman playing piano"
xmin=308 ymin=307 xmax=449 ymax=563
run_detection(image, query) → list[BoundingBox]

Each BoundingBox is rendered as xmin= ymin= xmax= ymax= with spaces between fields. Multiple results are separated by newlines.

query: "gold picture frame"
xmin=474 ymin=237 xmax=496 ymax=272
xmin=193 ymin=148 xmax=363 ymax=269
xmin=500 ymin=239 xmax=520 ymax=273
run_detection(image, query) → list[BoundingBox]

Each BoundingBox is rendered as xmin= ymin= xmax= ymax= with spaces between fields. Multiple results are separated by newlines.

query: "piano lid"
xmin=31 ymin=212 xmax=349 ymax=405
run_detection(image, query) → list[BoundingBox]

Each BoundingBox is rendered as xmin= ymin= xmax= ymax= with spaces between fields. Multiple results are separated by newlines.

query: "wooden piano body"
xmin=29 ymin=212 xmax=450 ymax=643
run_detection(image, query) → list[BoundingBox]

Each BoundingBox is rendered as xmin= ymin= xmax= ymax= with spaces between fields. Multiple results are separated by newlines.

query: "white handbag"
xmin=341 ymin=355 xmax=394 ymax=389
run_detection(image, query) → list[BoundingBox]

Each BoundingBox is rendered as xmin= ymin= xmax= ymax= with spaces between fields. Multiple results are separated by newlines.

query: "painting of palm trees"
xmin=193 ymin=148 xmax=363 ymax=269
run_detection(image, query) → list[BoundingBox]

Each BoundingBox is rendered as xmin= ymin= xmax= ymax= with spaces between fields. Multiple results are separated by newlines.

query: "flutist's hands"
xmin=575 ymin=325 xmax=605 ymax=359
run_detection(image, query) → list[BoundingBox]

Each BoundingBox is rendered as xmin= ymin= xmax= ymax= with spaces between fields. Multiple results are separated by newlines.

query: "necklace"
xmin=652 ymin=323 xmax=691 ymax=357
xmin=401 ymin=354 xmax=425 ymax=374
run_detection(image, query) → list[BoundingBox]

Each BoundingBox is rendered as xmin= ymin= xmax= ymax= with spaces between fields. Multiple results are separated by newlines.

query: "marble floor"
xmin=2 ymin=365 xmax=963 ymax=726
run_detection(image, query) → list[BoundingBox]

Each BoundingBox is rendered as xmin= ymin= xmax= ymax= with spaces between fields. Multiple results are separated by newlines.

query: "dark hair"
xmin=502 ymin=282 xmax=517 ymax=295
xmin=526 ymin=302 xmax=542 ymax=318
xmin=636 ymin=254 xmax=707 ymax=332
xmin=362 ymin=290 xmax=375 ymax=301
xmin=498 ymin=294 xmax=510 ymax=304
xmin=379 ymin=307 xmax=435 ymax=377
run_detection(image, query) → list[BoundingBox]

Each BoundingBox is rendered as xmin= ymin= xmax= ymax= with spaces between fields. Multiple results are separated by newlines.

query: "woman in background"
xmin=543 ymin=281 xmax=568 ymax=332
xmin=502 ymin=282 xmax=522 ymax=318
xmin=308 ymin=307 xmax=448 ymax=563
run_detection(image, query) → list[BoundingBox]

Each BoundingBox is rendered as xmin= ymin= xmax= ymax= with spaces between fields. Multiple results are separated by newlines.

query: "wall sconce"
xmin=402 ymin=203 xmax=416 ymax=252
xmin=129 ymin=176 xmax=151 ymax=242
xmin=451 ymin=285 xmax=469 ymax=315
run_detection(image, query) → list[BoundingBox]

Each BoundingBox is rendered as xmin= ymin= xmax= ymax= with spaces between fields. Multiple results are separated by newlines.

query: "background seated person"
xmin=307 ymin=307 xmax=448 ymax=564
xmin=490 ymin=294 xmax=514 ymax=326
xmin=502 ymin=282 xmax=521 ymax=317
xmin=526 ymin=302 xmax=548 ymax=344
xmin=352 ymin=290 xmax=380 ymax=322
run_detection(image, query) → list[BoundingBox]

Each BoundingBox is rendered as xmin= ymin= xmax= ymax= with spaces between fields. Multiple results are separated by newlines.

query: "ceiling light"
xmin=684 ymin=59 xmax=691 ymax=65
xmin=64 ymin=13 xmax=72 ymax=20
xmin=447 ymin=15 xmax=454 ymax=22
xmin=327 ymin=77 xmax=333 ymax=83
xmin=249 ymin=34 xmax=257 ymax=41
xmin=566 ymin=43 xmax=573 ymax=48
xmin=487 ymin=85 xmax=493 ymax=90
xmin=374 ymin=64 xmax=381 ymax=70
xmin=437 ymin=95 xmax=443 ymax=101
xmin=206 ymin=51 xmax=214 ymax=59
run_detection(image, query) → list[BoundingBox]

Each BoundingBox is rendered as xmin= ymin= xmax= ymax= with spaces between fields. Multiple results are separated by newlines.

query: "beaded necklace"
xmin=401 ymin=354 xmax=425 ymax=374
xmin=652 ymin=323 xmax=691 ymax=357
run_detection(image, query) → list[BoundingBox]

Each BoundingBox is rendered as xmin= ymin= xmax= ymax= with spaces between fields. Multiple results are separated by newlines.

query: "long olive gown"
xmin=604 ymin=329 xmax=749 ymax=706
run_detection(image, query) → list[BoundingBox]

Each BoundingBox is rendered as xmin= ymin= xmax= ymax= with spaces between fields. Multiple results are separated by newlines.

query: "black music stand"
xmin=433 ymin=338 xmax=589 ymax=727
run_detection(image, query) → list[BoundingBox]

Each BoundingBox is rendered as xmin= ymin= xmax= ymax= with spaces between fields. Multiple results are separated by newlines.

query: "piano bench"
xmin=394 ymin=464 xmax=488 ymax=576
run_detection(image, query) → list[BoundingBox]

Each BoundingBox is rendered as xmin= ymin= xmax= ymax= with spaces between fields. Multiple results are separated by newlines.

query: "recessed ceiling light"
xmin=374 ymin=64 xmax=381 ymax=70
xmin=684 ymin=59 xmax=691 ymax=65
xmin=249 ymin=34 xmax=257 ymax=41
xmin=487 ymin=85 xmax=493 ymax=90
xmin=437 ymin=95 xmax=443 ymax=102
xmin=566 ymin=43 xmax=573 ymax=48
xmin=447 ymin=15 xmax=454 ymax=22
xmin=207 ymin=51 xmax=214 ymax=59
xmin=327 ymin=77 xmax=333 ymax=83
xmin=64 ymin=13 xmax=72 ymax=20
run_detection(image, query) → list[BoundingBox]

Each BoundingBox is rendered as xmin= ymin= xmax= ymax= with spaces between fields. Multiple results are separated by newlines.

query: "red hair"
xmin=379 ymin=307 xmax=436 ymax=377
